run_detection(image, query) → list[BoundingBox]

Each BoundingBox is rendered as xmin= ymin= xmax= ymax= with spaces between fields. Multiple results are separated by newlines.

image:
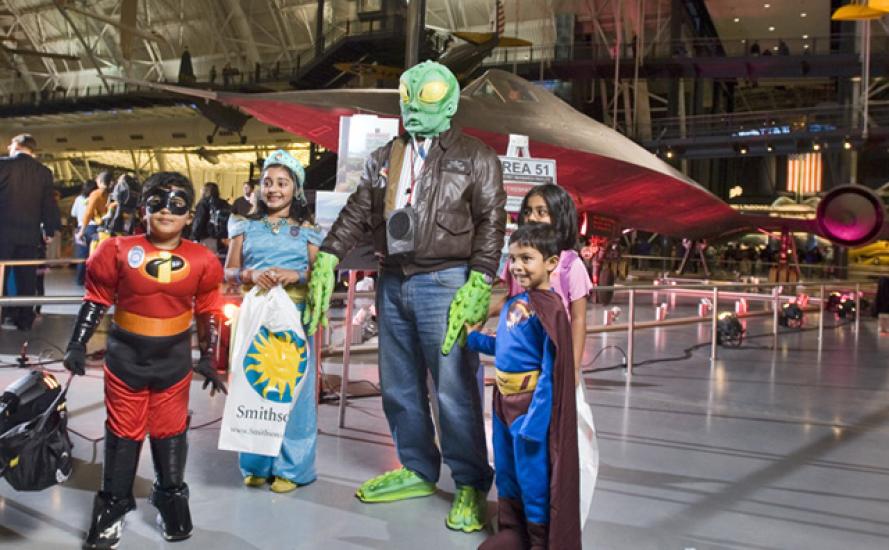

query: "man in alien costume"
xmin=305 ymin=61 xmax=505 ymax=532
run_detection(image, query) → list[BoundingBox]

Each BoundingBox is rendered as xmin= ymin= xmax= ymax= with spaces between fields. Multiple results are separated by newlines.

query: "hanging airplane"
xmin=335 ymin=0 xmax=531 ymax=82
xmin=117 ymin=69 xmax=889 ymax=286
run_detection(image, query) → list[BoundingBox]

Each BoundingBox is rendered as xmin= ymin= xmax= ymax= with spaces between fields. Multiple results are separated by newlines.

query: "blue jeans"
xmin=376 ymin=266 xmax=493 ymax=490
xmin=83 ymin=224 xmax=99 ymax=254
xmin=74 ymin=230 xmax=89 ymax=286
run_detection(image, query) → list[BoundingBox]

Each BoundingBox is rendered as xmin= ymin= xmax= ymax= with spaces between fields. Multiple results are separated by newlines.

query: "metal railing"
xmin=640 ymin=104 xmax=889 ymax=143
xmin=0 ymin=258 xmax=84 ymax=300
xmin=326 ymin=271 xmax=876 ymax=428
xmin=482 ymin=33 xmax=873 ymax=67
xmin=619 ymin=253 xmax=883 ymax=280
xmin=1 ymin=260 xmax=876 ymax=432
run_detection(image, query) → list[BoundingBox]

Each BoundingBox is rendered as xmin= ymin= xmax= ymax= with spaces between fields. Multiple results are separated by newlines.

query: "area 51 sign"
xmin=498 ymin=135 xmax=557 ymax=214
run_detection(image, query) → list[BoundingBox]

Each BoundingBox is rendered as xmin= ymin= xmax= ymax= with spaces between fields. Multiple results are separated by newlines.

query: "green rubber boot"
xmin=355 ymin=467 xmax=436 ymax=503
xmin=445 ymin=485 xmax=487 ymax=533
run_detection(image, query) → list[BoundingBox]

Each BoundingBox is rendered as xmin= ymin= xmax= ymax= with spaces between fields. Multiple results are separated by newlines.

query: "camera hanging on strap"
xmin=386 ymin=139 xmax=427 ymax=259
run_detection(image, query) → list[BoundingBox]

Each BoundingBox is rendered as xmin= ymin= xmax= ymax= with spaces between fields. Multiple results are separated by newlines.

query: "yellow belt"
xmin=495 ymin=368 xmax=540 ymax=395
xmin=114 ymin=309 xmax=193 ymax=337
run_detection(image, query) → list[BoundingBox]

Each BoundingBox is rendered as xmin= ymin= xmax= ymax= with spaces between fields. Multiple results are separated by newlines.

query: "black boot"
xmin=83 ymin=429 xmax=142 ymax=550
xmin=149 ymin=430 xmax=192 ymax=541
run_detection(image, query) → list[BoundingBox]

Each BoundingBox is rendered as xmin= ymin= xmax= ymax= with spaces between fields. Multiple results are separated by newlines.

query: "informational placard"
xmin=495 ymin=134 xmax=559 ymax=275
xmin=498 ymin=156 xmax=558 ymax=213
xmin=335 ymin=114 xmax=400 ymax=194
xmin=315 ymin=191 xmax=350 ymax=236
xmin=317 ymin=115 xmax=399 ymax=270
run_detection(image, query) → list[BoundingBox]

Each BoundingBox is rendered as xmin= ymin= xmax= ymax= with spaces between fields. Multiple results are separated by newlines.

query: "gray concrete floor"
xmin=1 ymin=268 xmax=888 ymax=549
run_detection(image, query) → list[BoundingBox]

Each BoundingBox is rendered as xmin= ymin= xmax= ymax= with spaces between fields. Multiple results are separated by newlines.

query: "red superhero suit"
xmin=65 ymin=233 xmax=225 ymax=549
xmin=84 ymin=234 xmax=223 ymax=438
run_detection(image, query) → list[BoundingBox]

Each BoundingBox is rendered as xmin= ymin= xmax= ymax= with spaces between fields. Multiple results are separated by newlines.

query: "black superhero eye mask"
xmin=144 ymin=188 xmax=191 ymax=215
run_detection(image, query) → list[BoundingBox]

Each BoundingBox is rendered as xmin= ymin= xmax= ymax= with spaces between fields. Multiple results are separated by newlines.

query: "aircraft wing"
xmin=452 ymin=32 xmax=496 ymax=46
xmin=107 ymin=77 xmax=398 ymax=151
xmin=120 ymin=72 xmax=887 ymax=246
xmin=496 ymin=37 xmax=533 ymax=47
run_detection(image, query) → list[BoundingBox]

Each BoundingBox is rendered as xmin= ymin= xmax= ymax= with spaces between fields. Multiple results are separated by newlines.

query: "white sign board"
xmin=335 ymin=114 xmax=400 ymax=194
xmin=498 ymin=156 xmax=558 ymax=213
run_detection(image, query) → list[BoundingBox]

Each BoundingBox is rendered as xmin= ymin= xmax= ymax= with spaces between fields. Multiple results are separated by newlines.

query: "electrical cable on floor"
xmin=190 ymin=416 xmax=223 ymax=430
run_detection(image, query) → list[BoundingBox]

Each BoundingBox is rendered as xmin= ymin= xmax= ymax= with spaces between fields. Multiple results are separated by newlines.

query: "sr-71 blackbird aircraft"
xmin=128 ymin=69 xmax=889 ymax=254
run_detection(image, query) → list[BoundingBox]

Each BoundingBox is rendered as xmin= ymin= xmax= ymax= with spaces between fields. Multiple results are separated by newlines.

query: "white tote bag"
xmin=577 ymin=384 xmax=599 ymax=527
xmin=218 ymin=286 xmax=310 ymax=456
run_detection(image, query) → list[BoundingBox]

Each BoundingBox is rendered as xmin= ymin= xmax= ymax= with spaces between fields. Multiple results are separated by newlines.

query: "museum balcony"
xmin=482 ymin=33 xmax=886 ymax=81
xmin=641 ymin=104 xmax=889 ymax=158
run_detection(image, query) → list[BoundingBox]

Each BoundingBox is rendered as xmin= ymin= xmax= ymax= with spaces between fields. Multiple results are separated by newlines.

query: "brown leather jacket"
xmin=320 ymin=127 xmax=506 ymax=277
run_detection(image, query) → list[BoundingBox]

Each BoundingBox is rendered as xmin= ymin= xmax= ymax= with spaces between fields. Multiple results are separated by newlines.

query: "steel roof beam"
xmin=222 ymin=0 xmax=259 ymax=66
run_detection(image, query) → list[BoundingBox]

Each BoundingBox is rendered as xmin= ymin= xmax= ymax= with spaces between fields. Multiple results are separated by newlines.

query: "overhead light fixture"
xmin=802 ymin=34 xmax=809 ymax=39
xmin=832 ymin=4 xmax=883 ymax=20
xmin=813 ymin=143 xmax=821 ymax=152
xmin=740 ymin=145 xmax=748 ymax=155
xmin=734 ymin=17 xmax=741 ymax=23
xmin=665 ymin=149 xmax=675 ymax=159
xmin=800 ymin=12 xmax=807 ymax=18
xmin=768 ymin=26 xmax=775 ymax=32
xmin=764 ymin=3 xmax=771 ymax=8
xmin=766 ymin=144 xmax=774 ymax=153
xmin=803 ymin=44 xmax=810 ymax=49
xmin=843 ymin=138 xmax=853 ymax=150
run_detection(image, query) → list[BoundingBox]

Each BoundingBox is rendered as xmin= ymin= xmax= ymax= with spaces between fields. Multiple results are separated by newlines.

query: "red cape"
xmin=529 ymin=289 xmax=582 ymax=549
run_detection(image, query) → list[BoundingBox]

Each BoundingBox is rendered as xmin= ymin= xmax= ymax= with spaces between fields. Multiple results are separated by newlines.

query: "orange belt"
xmin=113 ymin=309 xmax=193 ymax=337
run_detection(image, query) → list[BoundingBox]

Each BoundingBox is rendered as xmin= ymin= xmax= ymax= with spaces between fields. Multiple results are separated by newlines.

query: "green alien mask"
xmin=399 ymin=61 xmax=460 ymax=139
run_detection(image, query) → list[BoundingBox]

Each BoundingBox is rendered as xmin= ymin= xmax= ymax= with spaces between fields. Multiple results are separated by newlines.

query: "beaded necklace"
xmin=262 ymin=216 xmax=289 ymax=235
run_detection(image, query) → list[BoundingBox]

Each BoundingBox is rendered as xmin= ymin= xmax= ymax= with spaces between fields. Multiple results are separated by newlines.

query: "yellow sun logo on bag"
xmin=243 ymin=326 xmax=307 ymax=403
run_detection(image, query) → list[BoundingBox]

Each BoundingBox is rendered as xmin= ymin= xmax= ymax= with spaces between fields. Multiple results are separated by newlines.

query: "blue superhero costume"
xmin=468 ymin=289 xmax=581 ymax=550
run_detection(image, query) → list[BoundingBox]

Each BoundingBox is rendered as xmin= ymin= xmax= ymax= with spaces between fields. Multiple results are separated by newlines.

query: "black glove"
xmin=63 ymin=300 xmax=107 ymax=376
xmin=194 ymin=355 xmax=227 ymax=395
xmin=195 ymin=312 xmax=227 ymax=395
xmin=63 ymin=342 xmax=86 ymax=376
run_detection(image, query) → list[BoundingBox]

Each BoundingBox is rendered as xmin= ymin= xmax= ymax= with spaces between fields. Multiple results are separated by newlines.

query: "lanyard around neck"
xmin=407 ymin=139 xmax=427 ymax=206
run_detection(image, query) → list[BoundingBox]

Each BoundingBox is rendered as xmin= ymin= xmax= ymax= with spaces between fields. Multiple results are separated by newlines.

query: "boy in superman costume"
xmin=63 ymin=172 xmax=227 ymax=550
xmin=466 ymin=223 xmax=581 ymax=550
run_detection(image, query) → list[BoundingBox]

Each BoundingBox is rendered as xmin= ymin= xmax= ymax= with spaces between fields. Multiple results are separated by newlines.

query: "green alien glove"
xmin=442 ymin=271 xmax=493 ymax=355
xmin=304 ymin=251 xmax=340 ymax=335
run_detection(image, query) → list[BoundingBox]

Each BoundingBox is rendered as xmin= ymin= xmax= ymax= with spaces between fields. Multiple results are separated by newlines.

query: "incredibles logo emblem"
xmin=139 ymin=251 xmax=190 ymax=284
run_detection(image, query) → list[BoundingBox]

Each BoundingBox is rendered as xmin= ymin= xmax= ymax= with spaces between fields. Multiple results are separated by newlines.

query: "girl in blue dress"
xmin=224 ymin=149 xmax=321 ymax=493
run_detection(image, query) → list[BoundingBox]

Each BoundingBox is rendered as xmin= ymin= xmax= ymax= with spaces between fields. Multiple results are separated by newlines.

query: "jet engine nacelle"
xmin=816 ymin=185 xmax=887 ymax=247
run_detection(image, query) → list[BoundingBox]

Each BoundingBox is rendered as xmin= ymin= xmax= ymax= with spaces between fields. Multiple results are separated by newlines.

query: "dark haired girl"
xmin=223 ymin=149 xmax=320 ymax=493
xmin=494 ymin=184 xmax=591 ymax=382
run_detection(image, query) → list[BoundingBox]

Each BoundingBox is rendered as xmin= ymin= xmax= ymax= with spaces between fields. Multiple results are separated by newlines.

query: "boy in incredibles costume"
xmin=63 ymin=172 xmax=227 ymax=550
xmin=466 ymin=223 xmax=581 ymax=550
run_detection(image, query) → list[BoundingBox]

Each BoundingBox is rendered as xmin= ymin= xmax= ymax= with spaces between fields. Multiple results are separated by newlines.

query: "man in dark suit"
xmin=230 ymin=180 xmax=255 ymax=217
xmin=0 ymin=134 xmax=61 ymax=330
